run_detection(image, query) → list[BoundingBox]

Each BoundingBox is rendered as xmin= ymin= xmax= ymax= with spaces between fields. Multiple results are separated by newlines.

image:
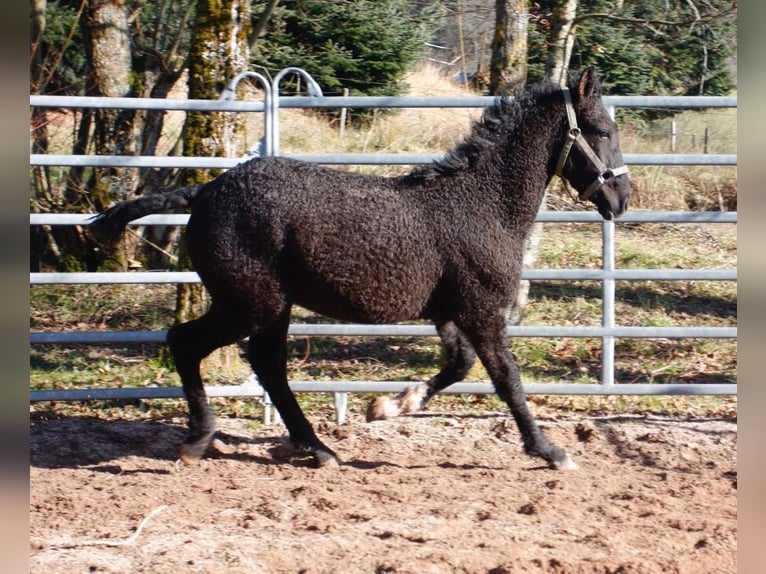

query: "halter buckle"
xmin=579 ymin=171 xmax=609 ymax=201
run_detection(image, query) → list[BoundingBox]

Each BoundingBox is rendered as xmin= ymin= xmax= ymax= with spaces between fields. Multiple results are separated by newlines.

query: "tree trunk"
xmin=30 ymin=0 xmax=51 ymax=272
xmin=545 ymin=0 xmax=578 ymax=85
xmin=489 ymin=0 xmax=529 ymax=95
xmin=509 ymin=0 xmax=578 ymax=326
xmin=488 ymin=0 xmax=509 ymax=95
xmin=175 ymin=0 xmax=252 ymax=377
xmin=30 ymin=0 xmax=49 ymax=200
xmin=45 ymin=0 xmax=136 ymax=272
xmin=508 ymin=0 xmax=530 ymax=87
xmin=89 ymin=0 xmax=140 ymax=271
xmin=87 ymin=0 xmax=136 ymax=204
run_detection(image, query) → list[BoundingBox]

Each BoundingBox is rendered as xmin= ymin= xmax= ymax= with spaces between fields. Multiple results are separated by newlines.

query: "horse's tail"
xmin=89 ymin=184 xmax=201 ymax=242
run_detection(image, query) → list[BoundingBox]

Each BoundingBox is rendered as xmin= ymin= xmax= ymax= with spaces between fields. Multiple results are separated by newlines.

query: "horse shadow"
xmin=29 ymin=414 xmax=403 ymax=472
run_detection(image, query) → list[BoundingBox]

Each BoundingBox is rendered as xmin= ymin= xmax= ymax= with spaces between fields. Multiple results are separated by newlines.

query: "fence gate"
xmin=29 ymin=78 xmax=737 ymax=423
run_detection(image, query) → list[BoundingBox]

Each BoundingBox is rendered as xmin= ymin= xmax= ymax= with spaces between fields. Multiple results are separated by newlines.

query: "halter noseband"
xmin=554 ymin=87 xmax=629 ymax=201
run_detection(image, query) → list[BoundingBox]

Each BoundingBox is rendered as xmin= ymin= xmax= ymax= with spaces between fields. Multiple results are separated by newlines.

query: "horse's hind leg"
xmin=366 ymin=321 xmax=476 ymax=421
xmin=248 ymin=311 xmax=339 ymax=468
xmin=459 ymin=314 xmax=576 ymax=470
xmin=167 ymin=306 xmax=247 ymax=463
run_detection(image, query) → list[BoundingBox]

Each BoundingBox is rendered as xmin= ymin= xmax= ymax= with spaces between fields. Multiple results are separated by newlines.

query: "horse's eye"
xmin=598 ymin=130 xmax=610 ymax=140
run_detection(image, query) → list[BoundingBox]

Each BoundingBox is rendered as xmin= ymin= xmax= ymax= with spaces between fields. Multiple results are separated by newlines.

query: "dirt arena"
xmin=30 ymin=408 xmax=736 ymax=573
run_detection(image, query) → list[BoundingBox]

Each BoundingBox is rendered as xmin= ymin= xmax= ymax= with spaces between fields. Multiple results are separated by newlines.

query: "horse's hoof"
xmin=179 ymin=448 xmax=202 ymax=465
xmin=179 ymin=434 xmax=214 ymax=464
xmin=550 ymin=454 xmax=578 ymax=471
xmin=315 ymin=450 xmax=341 ymax=469
xmin=366 ymin=396 xmax=397 ymax=421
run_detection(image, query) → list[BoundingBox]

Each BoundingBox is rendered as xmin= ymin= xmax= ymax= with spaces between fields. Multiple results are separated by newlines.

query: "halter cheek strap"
xmin=555 ymin=87 xmax=629 ymax=202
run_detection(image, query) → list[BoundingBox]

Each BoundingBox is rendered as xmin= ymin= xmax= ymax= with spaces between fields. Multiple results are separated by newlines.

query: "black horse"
xmin=92 ymin=67 xmax=631 ymax=470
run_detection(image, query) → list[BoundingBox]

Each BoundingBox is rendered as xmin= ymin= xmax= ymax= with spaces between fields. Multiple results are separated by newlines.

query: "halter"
xmin=554 ymin=87 xmax=629 ymax=202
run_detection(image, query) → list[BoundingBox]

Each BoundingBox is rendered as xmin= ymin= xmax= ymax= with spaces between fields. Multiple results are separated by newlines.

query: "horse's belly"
xmin=290 ymin=264 xmax=435 ymax=324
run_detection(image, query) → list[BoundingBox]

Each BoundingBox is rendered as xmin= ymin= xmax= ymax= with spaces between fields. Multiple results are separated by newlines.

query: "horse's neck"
xmin=488 ymin=109 xmax=562 ymax=230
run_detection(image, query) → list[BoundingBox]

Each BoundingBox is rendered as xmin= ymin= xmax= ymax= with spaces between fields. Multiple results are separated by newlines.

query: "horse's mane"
xmin=407 ymin=75 xmax=564 ymax=180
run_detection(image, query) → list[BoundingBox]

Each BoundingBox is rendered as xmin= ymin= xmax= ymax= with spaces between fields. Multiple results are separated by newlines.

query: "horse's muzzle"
xmin=597 ymin=178 xmax=631 ymax=220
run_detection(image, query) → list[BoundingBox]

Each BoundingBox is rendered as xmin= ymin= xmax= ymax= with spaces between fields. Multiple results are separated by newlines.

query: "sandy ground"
xmin=30 ymin=408 xmax=736 ymax=573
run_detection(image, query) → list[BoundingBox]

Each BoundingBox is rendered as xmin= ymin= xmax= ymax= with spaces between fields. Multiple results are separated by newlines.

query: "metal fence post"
xmin=601 ymin=220 xmax=616 ymax=387
xmin=334 ymin=392 xmax=349 ymax=425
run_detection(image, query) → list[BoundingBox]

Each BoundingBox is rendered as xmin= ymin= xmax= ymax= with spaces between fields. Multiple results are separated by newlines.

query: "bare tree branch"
xmin=249 ymin=0 xmax=280 ymax=51
xmin=572 ymin=4 xmax=736 ymax=28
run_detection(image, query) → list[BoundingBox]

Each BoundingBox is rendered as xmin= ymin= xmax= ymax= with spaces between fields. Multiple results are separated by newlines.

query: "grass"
xmin=30 ymin=64 xmax=737 ymax=422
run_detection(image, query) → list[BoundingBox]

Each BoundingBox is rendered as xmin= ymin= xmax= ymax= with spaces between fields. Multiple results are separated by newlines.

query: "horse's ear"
xmin=577 ymin=67 xmax=601 ymax=100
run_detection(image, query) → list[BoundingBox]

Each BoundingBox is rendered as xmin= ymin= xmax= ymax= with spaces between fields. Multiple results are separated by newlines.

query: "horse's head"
xmin=556 ymin=67 xmax=632 ymax=220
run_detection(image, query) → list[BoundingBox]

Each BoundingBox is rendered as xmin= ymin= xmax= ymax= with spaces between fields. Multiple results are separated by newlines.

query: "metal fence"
xmin=29 ymin=75 xmax=737 ymax=419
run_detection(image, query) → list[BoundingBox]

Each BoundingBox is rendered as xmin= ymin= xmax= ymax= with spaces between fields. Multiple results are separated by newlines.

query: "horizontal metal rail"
xmin=29 ymin=325 xmax=736 ymax=346
xmin=30 ymin=94 xmax=737 ymax=170
xmin=30 ymin=94 xmax=738 ymax=110
xmin=30 ymin=268 xmax=736 ymax=284
xmin=30 ymin=211 xmax=738 ymax=226
xmin=29 ymin=381 xmax=736 ymax=403
xmin=30 ymin=152 xmax=737 ymax=167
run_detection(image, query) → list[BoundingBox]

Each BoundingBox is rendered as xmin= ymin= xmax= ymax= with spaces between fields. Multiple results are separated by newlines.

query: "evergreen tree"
xmin=525 ymin=0 xmax=736 ymax=96
xmin=250 ymin=0 xmax=439 ymax=99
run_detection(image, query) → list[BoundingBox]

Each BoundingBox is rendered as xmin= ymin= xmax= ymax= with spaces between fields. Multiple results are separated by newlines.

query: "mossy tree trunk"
xmin=502 ymin=0 xmax=578 ymax=326
xmin=508 ymin=0 xmax=578 ymax=324
xmin=510 ymin=0 xmax=577 ymax=325
xmin=175 ymin=0 xmax=253 ymax=377
xmin=489 ymin=0 xmax=529 ymax=95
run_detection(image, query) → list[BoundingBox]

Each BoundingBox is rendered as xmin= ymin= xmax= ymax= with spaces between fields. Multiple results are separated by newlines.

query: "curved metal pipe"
xmin=219 ymin=71 xmax=273 ymax=156
xmin=270 ymin=67 xmax=323 ymax=155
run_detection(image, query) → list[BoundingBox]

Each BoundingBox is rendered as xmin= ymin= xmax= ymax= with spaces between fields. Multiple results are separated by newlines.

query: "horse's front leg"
xmin=366 ymin=321 xmax=477 ymax=421
xmin=459 ymin=316 xmax=577 ymax=470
